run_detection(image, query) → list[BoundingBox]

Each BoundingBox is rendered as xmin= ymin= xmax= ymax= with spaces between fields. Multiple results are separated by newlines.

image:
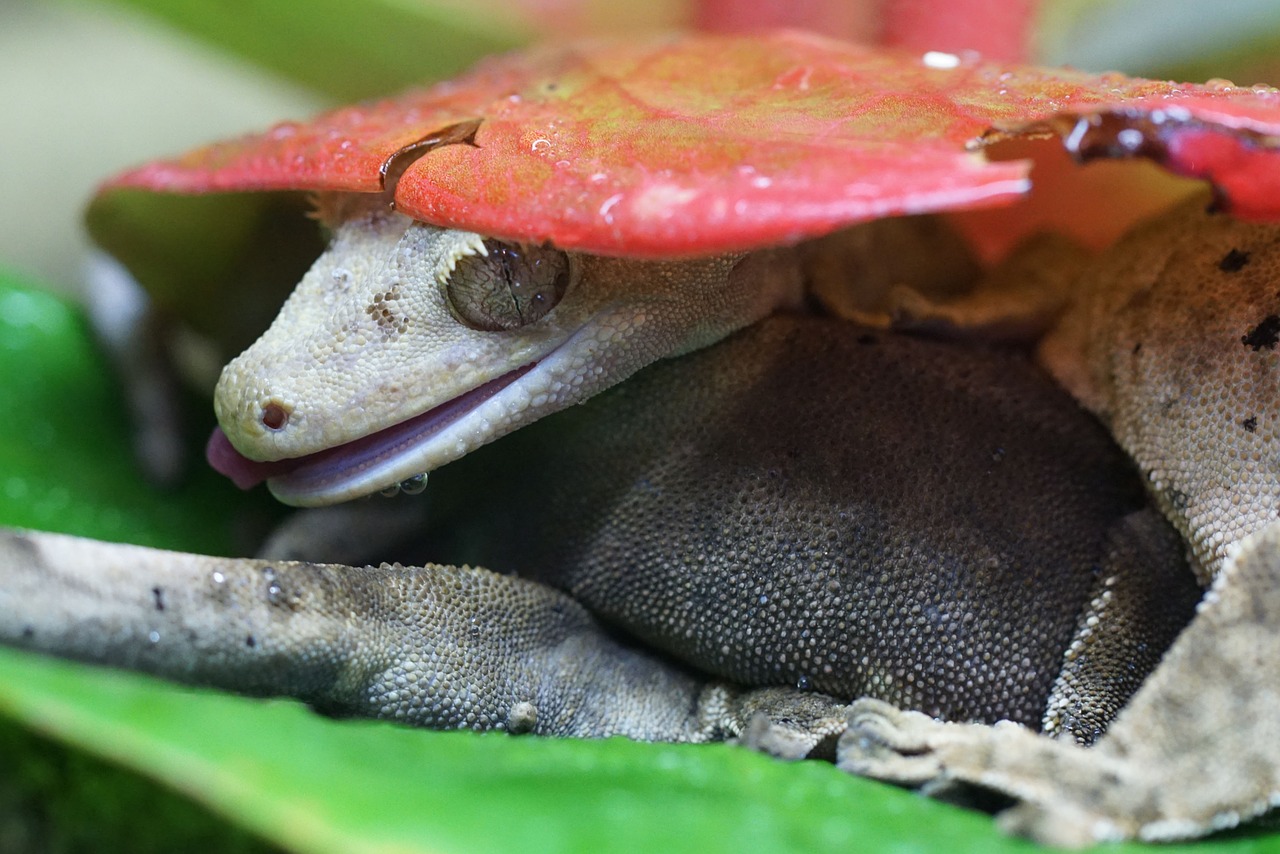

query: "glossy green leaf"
xmin=0 ymin=274 xmax=264 ymax=552
xmin=0 ymin=648 xmax=1014 ymax=854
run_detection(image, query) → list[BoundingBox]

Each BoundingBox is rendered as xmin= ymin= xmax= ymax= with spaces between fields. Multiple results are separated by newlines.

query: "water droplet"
xmin=262 ymin=566 xmax=284 ymax=604
xmin=400 ymin=473 xmax=428 ymax=495
xmin=1116 ymin=128 xmax=1145 ymax=152
xmin=148 ymin=630 xmax=161 ymax=644
xmin=599 ymin=193 xmax=623 ymax=222
xmin=922 ymin=51 xmax=960 ymax=70
xmin=267 ymin=121 xmax=300 ymax=140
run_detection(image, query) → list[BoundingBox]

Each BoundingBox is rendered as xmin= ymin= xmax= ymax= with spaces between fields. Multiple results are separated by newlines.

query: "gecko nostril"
xmin=262 ymin=402 xmax=290 ymax=431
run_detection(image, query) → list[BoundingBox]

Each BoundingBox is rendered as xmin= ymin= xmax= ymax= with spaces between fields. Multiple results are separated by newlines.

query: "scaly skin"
xmin=847 ymin=196 xmax=1280 ymax=845
xmin=1040 ymin=193 xmax=1280 ymax=582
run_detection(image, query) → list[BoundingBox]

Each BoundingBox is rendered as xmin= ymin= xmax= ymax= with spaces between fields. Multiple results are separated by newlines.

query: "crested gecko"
xmin=1 ymin=316 xmax=1196 ymax=753
xmin=205 ymin=194 xmax=1010 ymax=506
xmin=5 ymin=192 xmax=1278 ymax=845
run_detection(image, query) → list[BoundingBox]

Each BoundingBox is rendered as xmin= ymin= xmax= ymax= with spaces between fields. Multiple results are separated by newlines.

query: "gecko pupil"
xmin=446 ymin=240 xmax=571 ymax=331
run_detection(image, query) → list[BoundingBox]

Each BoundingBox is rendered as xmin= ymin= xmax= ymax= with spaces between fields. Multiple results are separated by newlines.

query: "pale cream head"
xmin=213 ymin=193 xmax=803 ymax=506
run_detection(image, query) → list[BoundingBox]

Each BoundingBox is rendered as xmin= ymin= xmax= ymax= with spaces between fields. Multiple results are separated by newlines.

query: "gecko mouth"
xmin=206 ymin=362 xmax=536 ymax=502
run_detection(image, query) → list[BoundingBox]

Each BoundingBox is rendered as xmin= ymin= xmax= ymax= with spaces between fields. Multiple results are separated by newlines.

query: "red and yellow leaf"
xmin=101 ymin=31 xmax=1280 ymax=259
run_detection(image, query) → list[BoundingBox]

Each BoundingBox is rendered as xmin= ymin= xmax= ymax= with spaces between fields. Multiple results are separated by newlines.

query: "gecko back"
xmin=430 ymin=316 xmax=1201 ymax=738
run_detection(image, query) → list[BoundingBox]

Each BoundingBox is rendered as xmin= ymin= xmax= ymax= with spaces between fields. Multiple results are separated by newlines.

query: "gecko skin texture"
xmin=848 ymin=197 xmax=1280 ymax=846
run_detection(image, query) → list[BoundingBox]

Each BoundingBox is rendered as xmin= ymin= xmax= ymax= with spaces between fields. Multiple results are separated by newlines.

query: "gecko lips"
xmin=206 ymin=364 xmax=536 ymax=501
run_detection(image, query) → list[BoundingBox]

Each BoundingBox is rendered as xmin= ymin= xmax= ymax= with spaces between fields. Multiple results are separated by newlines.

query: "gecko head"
xmin=209 ymin=192 xmax=800 ymax=507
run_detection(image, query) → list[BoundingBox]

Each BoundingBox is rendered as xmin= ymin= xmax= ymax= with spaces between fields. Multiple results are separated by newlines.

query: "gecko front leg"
xmin=0 ymin=527 xmax=827 ymax=744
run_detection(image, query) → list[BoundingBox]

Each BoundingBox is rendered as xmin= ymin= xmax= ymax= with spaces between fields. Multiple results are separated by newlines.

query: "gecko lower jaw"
xmin=206 ymin=361 xmax=536 ymax=506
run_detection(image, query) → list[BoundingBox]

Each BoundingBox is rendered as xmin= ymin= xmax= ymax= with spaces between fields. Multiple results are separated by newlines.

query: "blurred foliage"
xmin=1038 ymin=0 xmax=1280 ymax=83
xmin=99 ymin=0 xmax=528 ymax=101
xmin=97 ymin=0 xmax=695 ymax=101
xmin=0 ymin=721 xmax=278 ymax=854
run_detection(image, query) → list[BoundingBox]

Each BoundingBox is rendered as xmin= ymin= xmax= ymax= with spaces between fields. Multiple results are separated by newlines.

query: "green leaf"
xmin=0 ymin=272 xmax=265 ymax=552
xmin=0 ymin=648 xmax=1019 ymax=854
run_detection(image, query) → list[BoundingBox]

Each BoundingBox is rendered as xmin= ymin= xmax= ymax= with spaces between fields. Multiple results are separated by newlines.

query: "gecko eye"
xmin=445 ymin=240 xmax=572 ymax=331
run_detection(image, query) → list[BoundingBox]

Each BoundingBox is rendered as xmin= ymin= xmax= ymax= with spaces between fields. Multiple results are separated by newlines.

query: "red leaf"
xmin=102 ymin=31 xmax=1280 ymax=258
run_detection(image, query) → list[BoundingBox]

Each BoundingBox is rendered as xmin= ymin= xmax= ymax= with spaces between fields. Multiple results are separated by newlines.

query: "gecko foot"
xmin=732 ymin=687 xmax=849 ymax=760
xmin=837 ymin=697 xmax=1157 ymax=847
xmin=837 ymin=698 xmax=952 ymax=786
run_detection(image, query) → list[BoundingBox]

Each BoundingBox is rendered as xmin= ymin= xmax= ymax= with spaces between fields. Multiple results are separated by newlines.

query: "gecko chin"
xmin=207 ymin=362 xmax=538 ymax=507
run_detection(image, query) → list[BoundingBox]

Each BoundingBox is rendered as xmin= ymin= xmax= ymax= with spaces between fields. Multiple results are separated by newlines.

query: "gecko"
xmin=0 ymin=315 xmax=1197 ymax=755
xmin=5 ymin=191 xmax=1274 ymax=845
